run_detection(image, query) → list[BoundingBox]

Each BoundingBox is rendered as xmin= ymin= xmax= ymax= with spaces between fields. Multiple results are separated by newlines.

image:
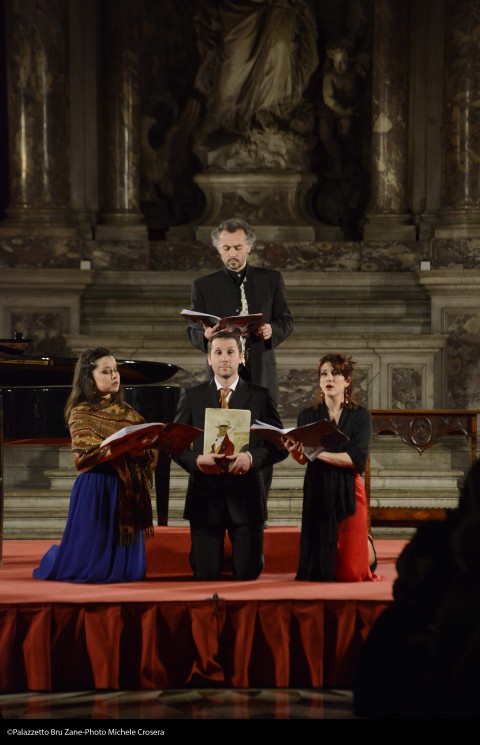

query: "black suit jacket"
xmin=173 ymin=378 xmax=288 ymax=525
xmin=187 ymin=265 xmax=293 ymax=402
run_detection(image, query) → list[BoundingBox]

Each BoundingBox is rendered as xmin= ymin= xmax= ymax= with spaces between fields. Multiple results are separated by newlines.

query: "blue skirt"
xmin=33 ymin=463 xmax=146 ymax=584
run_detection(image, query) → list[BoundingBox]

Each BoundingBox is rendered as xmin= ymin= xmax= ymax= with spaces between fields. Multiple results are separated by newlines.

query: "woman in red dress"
xmin=284 ymin=353 xmax=378 ymax=582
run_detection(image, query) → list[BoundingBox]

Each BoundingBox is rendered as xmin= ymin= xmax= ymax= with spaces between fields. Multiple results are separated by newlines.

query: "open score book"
xmin=100 ymin=421 xmax=203 ymax=457
xmin=250 ymin=419 xmax=349 ymax=461
xmin=180 ymin=309 xmax=264 ymax=333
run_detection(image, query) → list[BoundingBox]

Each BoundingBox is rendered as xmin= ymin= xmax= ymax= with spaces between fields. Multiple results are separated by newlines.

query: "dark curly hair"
xmin=64 ymin=347 xmax=125 ymax=423
xmin=314 ymin=353 xmax=358 ymax=410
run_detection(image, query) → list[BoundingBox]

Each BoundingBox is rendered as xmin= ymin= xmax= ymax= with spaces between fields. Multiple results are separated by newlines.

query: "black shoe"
xmin=368 ymin=534 xmax=378 ymax=572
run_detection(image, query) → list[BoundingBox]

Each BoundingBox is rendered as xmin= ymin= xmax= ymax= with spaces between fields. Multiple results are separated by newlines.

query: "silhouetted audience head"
xmin=354 ymin=456 xmax=480 ymax=719
xmin=456 ymin=457 xmax=480 ymax=517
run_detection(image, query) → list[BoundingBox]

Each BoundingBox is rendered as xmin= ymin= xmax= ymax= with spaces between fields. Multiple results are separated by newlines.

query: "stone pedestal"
xmin=363 ymin=213 xmax=416 ymax=241
xmin=0 ymin=209 xmax=77 ymax=239
xmin=95 ymin=217 xmax=148 ymax=240
xmin=433 ymin=208 xmax=480 ymax=239
xmin=167 ymin=172 xmax=342 ymax=242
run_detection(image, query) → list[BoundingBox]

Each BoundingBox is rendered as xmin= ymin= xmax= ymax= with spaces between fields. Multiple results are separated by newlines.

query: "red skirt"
xmin=334 ymin=472 xmax=378 ymax=582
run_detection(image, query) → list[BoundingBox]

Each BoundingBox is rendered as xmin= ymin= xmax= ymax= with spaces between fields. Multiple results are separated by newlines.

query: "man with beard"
xmin=186 ymin=217 xmax=293 ymax=496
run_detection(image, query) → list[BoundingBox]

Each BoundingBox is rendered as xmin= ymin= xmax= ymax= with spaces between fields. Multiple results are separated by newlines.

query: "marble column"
xmin=96 ymin=0 xmax=147 ymax=239
xmin=1 ymin=0 xmax=74 ymax=237
xmin=364 ymin=0 xmax=415 ymax=240
xmin=434 ymin=0 xmax=480 ymax=238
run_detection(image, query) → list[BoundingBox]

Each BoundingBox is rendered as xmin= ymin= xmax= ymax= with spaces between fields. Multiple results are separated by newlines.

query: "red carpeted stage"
xmin=0 ymin=527 xmax=406 ymax=693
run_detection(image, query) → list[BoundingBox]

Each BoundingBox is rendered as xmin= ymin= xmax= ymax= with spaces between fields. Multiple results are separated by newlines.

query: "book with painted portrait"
xmin=203 ymin=408 xmax=252 ymax=456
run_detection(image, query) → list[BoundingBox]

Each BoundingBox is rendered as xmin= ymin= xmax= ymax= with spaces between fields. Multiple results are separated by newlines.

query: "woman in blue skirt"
xmin=33 ymin=347 xmax=158 ymax=583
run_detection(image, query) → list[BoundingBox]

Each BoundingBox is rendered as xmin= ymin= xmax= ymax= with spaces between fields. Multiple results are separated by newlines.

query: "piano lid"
xmin=0 ymin=357 xmax=181 ymax=386
xmin=0 ymin=335 xmax=182 ymax=386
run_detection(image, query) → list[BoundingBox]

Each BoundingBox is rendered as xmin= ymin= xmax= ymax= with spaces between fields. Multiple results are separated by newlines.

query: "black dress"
xmin=295 ymin=402 xmax=372 ymax=581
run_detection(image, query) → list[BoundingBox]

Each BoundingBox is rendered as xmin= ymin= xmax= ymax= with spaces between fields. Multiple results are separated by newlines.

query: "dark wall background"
xmin=0 ymin=0 xmax=8 ymax=220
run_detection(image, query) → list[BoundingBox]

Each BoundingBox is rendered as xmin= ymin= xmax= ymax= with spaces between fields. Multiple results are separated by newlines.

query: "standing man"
xmin=186 ymin=217 xmax=293 ymax=496
xmin=173 ymin=330 xmax=288 ymax=581
xmin=186 ymin=217 xmax=293 ymax=405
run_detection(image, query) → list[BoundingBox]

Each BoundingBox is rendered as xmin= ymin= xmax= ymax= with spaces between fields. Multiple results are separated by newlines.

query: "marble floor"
xmin=0 ymin=688 xmax=361 ymax=723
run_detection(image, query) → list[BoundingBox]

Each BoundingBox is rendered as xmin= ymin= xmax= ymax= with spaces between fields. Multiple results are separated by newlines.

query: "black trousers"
xmin=189 ymin=520 xmax=264 ymax=581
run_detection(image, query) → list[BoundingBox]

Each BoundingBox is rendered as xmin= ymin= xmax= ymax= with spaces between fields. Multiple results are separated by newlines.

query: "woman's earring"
xmin=344 ymin=387 xmax=349 ymax=406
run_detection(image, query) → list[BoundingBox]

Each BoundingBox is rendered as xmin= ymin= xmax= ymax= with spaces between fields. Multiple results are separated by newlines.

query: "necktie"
xmin=219 ymin=388 xmax=230 ymax=409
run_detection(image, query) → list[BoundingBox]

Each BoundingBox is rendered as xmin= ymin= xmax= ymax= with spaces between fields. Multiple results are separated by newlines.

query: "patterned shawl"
xmin=68 ymin=399 xmax=157 ymax=545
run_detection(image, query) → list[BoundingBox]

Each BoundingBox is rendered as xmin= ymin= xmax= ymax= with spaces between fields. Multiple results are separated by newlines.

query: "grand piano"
xmin=0 ymin=337 xmax=183 ymax=546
